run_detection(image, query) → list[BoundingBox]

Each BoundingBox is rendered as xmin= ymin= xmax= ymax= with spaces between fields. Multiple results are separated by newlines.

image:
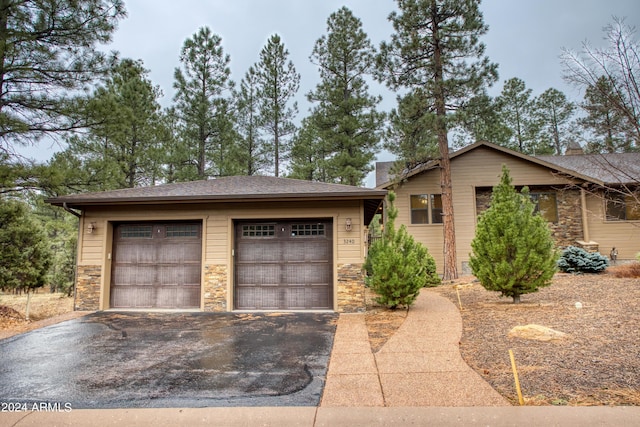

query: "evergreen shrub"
xmin=469 ymin=165 xmax=558 ymax=303
xmin=365 ymin=192 xmax=440 ymax=309
xmin=557 ymin=246 xmax=609 ymax=274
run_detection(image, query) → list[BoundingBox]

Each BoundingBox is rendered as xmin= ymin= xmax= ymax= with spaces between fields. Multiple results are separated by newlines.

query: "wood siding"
xmin=585 ymin=192 xmax=639 ymax=260
xmin=392 ymin=146 xmax=581 ymax=273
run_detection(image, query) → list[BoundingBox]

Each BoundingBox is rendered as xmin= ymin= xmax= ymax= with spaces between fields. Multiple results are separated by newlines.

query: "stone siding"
xmin=75 ymin=265 xmax=102 ymax=311
xmin=337 ymin=263 xmax=366 ymax=313
xmin=476 ymin=187 xmax=584 ymax=248
xmin=576 ymin=241 xmax=600 ymax=253
xmin=203 ymin=264 xmax=228 ymax=312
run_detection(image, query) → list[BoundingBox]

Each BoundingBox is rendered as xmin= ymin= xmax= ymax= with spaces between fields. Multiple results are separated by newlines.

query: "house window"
xmin=606 ymin=193 xmax=640 ymax=221
xmin=410 ymin=194 xmax=443 ymax=224
xmin=530 ymin=192 xmax=558 ymax=223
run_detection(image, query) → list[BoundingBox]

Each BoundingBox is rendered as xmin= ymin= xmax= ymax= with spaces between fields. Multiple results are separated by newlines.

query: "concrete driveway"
xmin=0 ymin=311 xmax=337 ymax=409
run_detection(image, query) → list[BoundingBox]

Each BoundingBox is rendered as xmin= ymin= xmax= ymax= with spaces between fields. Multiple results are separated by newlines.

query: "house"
xmin=46 ymin=176 xmax=386 ymax=312
xmin=376 ymin=141 xmax=640 ymax=275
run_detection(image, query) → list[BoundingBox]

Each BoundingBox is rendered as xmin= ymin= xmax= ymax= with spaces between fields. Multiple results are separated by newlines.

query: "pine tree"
xmin=496 ymin=77 xmax=541 ymax=154
xmin=579 ymin=76 xmax=629 ymax=153
xmin=0 ymin=0 xmax=126 ymax=152
xmin=365 ymin=192 xmax=440 ymax=309
xmin=455 ymin=93 xmax=512 ymax=147
xmin=255 ymin=34 xmax=300 ymax=177
xmin=63 ymin=58 xmax=164 ymax=190
xmin=234 ymin=66 xmax=268 ymax=175
xmin=0 ymin=200 xmax=52 ymax=319
xmin=469 ymin=165 xmax=557 ymax=303
xmin=173 ymin=27 xmax=236 ymax=180
xmin=305 ymin=6 xmax=384 ymax=186
xmin=534 ymin=88 xmax=576 ymax=155
xmin=377 ymin=0 xmax=498 ymax=280
xmin=288 ymin=117 xmax=331 ymax=182
xmin=562 ymin=17 xmax=640 ymax=150
xmin=384 ymin=91 xmax=439 ymax=166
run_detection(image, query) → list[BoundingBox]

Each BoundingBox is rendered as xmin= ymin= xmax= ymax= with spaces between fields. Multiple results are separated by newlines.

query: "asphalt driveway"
xmin=0 ymin=311 xmax=337 ymax=409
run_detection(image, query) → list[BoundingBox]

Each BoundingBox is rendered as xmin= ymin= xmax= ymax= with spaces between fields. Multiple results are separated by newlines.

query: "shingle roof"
xmin=46 ymin=175 xmax=387 ymax=224
xmin=536 ymin=153 xmax=640 ymax=185
xmin=376 ymin=141 xmax=640 ymax=188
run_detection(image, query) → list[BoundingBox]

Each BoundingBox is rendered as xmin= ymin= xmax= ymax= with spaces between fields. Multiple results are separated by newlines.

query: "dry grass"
xmin=608 ymin=262 xmax=640 ymax=278
xmin=0 ymin=292 xmax=74 ymax=327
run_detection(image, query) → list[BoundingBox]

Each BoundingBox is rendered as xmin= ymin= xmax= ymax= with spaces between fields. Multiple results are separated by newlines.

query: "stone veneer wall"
xmin=475 ymin=187 xmax=584 ymax=248
xmin=337 ymin=263 xmax=366 ymax=313
xmin=75 ymin=265 xmax=102 ymax=311
xmin=203 ymin=264 xmax=228 ymax=312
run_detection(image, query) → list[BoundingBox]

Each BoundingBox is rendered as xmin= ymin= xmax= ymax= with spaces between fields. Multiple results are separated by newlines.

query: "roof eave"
xmin=46 ymin=191 xmax=388 ymax=209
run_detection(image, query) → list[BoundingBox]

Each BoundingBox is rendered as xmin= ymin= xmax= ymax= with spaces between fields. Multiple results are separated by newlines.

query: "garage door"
xmin=110 ymin=222 xmax=202 ymax=309
xmin=234 ymin=220 xmax=333 ymax=310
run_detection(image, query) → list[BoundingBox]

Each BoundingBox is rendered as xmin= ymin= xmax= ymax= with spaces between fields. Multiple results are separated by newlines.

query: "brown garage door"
xmin=110 ymin=222 xmax=202 ymax=309
xmin=235 ymin=220 xmax=333 ymax=310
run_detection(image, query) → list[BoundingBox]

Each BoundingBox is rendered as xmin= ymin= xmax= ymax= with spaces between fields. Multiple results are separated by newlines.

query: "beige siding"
xmin=392 ymin=146 xmax=579 ymax=273
xmin=585 ymin=192 xmax=640 ymax=260
xmin=76 ymin=200 xmax=367 ymax=310
xmin=80 ymin=201 xmax=365 ymax=265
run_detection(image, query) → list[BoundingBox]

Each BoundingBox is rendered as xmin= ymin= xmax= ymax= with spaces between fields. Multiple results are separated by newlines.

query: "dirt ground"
xmin=3 ymin=275 xmax=639 ymax=406
xmin=363 ymin=269 xmax=640 ymax=406
xmin=433 ymin=271 xmax=640 ymax=406
xmin=0 ymin=292 xmax=76 ymax=339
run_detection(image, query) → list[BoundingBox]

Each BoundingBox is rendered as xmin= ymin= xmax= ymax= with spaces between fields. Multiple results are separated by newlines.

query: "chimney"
xmin=565 ymin=140 xmax=584 ymax=156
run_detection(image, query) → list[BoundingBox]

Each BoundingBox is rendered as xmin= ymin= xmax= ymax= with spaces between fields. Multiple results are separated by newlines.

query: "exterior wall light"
xmin=345 ymin=218 xmax=352 ymax=231
xmin=87 ymin=222 xmax=97 ymax=234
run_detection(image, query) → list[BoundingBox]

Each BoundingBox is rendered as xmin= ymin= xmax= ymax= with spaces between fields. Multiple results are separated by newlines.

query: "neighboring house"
xmin=47 ymin=176 xmax=386 ymax=312
xmin=376 ymin=141 xmax=640 ymax=275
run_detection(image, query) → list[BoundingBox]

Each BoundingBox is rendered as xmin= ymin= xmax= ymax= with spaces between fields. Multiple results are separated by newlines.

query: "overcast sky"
xmin=35 ymin=1 xmax=640 ymax=185
xmin=108 ymin=0 xmax=639 ymax=104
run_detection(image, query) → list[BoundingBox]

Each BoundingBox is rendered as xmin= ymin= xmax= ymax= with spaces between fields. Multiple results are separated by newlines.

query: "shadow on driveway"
xmin=0 ymin=311 xmax=337 ymax=409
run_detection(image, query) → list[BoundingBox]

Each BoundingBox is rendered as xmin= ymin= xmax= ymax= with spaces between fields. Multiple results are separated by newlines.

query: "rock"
xmin=508 ymin=324 xmax=568 ymax=342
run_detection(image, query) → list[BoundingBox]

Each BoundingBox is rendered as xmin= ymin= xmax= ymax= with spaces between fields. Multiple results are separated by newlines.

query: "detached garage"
xmin=47 ymin=176 xmax=386 ymax=313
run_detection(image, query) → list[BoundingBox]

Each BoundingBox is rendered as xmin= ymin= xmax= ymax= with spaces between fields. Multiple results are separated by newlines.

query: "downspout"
xmin=62 ymin=202 xmax=81 ymax=218
xmin=580 ymin=187 xmax=590 ymax=243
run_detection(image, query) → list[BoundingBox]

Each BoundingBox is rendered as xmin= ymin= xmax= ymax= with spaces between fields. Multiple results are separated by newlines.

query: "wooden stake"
xmin=509 ymin=349 xmax=524 ymax=405
xmin=456 ymin=286 xmax=463 ymax=311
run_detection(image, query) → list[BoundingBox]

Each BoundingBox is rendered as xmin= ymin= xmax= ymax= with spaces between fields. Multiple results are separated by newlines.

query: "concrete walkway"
xmin=321 ymin=289 xmax=508 ymax=407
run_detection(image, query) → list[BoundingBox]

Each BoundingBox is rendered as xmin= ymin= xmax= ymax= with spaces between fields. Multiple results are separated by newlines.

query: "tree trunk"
xmin=512 ymin=294 xmax=521 ymax=304
xmin=25 ymin=290 xmax=32 ymax=321
xmin=431 ymin=4 xmax=458 ymax=281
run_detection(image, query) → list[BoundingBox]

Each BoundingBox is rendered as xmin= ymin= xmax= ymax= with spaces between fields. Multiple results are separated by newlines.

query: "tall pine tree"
xmin=303 ymin=6 xmax=384 ymax=186
xmin=469 ymin=165 xmax=557 ymax=303
xmin=234 ymin=66 xmax=268 ymax=175
xmin=377 ymin=0 xmax=498 ymax=280
xmin=579 ymin=76 xmax=629 ymax=153
xmin=62 ymin=58 xmax=164 ymax=190
xmin=0 ymin=0 xmax=126 ymax=152
xmin=172 ymin=27 xmax=236 ymax=180
xmin=496 ymin=77 xmax=541 ymax=154
xmin=288 ymin=117 xmax=331 ymax=182
xmin=255 ymin=34 xmax=300 ymax=177
xmin=534 ymin=88 xmax=576 ymax=155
